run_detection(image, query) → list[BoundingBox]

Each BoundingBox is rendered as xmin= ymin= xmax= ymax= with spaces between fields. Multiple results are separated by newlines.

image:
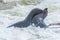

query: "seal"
xmin=8 ymin=8 xmax=48 ymax=28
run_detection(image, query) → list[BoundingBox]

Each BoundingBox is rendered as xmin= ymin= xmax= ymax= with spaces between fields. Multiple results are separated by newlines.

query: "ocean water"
xmin=0 ymin=0 xmax=60 ymax=40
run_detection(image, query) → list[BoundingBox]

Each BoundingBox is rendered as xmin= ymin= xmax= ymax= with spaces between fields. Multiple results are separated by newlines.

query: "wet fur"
xmin=8 ymin=8 xmax=44 ymax=28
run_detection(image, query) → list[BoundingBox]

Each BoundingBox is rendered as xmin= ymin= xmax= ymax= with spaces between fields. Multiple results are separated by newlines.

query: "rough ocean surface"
xmin=0 ymin=0 xmax=60 ymax=40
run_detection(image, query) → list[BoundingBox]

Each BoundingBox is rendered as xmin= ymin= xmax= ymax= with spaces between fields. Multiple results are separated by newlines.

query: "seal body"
xmin=8 ymin=8 xmax=47 ymax=28
xmin=8 ymin=8 xmax=44 ymax=28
